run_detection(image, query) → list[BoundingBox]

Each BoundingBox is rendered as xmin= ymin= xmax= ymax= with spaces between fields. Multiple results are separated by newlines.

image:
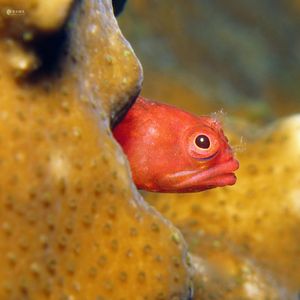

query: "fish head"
xmin=170 ymin=116 xmax=239 ymax=192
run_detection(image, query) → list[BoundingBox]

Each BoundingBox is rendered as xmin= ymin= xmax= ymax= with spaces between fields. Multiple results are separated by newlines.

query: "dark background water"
xmin=118 ymin=0 xmax=300 ymax=123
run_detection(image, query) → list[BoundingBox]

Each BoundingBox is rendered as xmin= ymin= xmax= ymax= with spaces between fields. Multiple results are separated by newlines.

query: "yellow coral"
xmin=0 ymin=0 xmax=73 ymax=31
xmin=0 ymin=0 xmax=191 ymax=299
xmin=185 ymin=231 xmax=295 ymax=300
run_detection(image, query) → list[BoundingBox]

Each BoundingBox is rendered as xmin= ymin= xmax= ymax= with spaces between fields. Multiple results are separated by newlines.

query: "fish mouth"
xmin=169 ymin=158 xmax=239 ymax=192
xmin=198 ymin=158 xmax=239 ymax=187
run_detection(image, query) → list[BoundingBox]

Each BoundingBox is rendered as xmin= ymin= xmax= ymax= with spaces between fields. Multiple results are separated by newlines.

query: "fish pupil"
xmin=195 ymin=135 xmax=210 ymax=149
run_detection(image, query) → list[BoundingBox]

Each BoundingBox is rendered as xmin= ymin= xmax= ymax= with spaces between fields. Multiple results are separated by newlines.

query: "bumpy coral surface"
xmin=0 ymin=0 xmax=191 ymax=299
xmin=146 ymin=115 xmax=300 ymax=294
xmin=186 ymin=231 xmax=297 ymax=300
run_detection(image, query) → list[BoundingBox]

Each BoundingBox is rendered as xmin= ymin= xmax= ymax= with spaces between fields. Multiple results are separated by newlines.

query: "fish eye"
xmin=195 ymin=134 xmax=210 ymax=149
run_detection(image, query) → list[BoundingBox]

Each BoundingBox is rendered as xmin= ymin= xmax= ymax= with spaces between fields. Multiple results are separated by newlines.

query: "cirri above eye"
xmin=195 ymin=134 xmax=210 ymax=149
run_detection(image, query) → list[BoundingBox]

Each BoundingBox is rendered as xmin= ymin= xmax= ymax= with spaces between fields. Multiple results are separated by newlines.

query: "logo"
xmin=6 ymin=8 xmax=25 ymax=16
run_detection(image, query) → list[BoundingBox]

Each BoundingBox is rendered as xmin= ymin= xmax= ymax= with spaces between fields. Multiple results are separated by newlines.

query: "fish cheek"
xmin=156 ymin=168 xmax=200 ymax=192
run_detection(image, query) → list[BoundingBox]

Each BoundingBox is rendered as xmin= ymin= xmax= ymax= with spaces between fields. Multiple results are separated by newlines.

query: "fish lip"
xmin=217 ymin=158 xmax=239 ymax=175
xmin=171 ymin=158 xmax=239 ymax=190
xmin=201 ymin=171 xmax=237 ymax=187
xmin=197 ymin=158 xmax=239 ymax=186
xmin=208 ymin=158 xmax=239 ymax=181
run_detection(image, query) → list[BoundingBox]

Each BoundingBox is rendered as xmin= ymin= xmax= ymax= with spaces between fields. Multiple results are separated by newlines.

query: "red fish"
xmin=113 ymin=97 xmax=239 ymax=193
